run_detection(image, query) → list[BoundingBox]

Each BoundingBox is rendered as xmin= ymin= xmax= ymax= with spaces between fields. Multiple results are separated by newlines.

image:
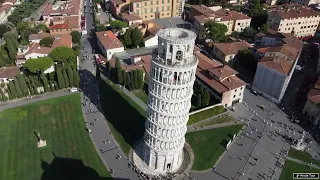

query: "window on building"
xmin=136 ymin=3 xmax=139 ymax=7
xmin=145 ymin=2 xmax=147 ymax=6
xmin=150 ymin=7 xmax=153 ymax=13
xmin=145 ymin=8 xmax=147 ymax=13
xmin=235 ymin=89 xmax=237 ymax=92
xmin=168 ymin=0 xmax=170 ymax=3
xmin=167 ymin=12 xmax=170 ymax=15
xmin=176 ymin=51 xmax=182 ymax=61
xmin=233 ymin=95 xmax=236 ymax=98
xmin=145 ymin=16 xmax=148 ymax=18
xmin=169 ymin=45 xmax=173 ymax=52
xmin=156 ymin=0 xmax=159 ymax=4
xmin=162 ymin=6 xmax=164 ymax=11
xmin=151 ymin=15 xmax=153 ymax=17
xmin=156 ymin=7 xmax=159 ymax=12
xmin=238 ymin=23 xmax=240 ymax=25
xmin=167 ymin=5 xmax=170 ymax=10
xmin=151 ymin=1 xmax=153 ymax=5
xmin=136 ymin=10 xmax=140 ymax=14
xmin=162 ymin=0 xmax=164 ymax=3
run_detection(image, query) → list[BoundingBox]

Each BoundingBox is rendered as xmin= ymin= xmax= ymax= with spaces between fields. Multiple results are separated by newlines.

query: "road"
xmin=78 ymin=1 xmax=140 ymax=179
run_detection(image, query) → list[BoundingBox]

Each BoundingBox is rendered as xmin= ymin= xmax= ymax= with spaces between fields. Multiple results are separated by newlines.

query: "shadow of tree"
xmin=220 ymin=139 xmax=228 ymax=148
xmin=41 ymin=152 xmax=127 ymax=180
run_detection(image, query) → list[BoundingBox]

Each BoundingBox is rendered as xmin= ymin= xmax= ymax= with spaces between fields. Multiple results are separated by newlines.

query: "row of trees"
xmin=1 ymin=66 xmax=80 ymax=101
xmin=107 ymin=59 xmax=145 ymax=90
xmin=192 ymin=81 xmax=212 ymax=108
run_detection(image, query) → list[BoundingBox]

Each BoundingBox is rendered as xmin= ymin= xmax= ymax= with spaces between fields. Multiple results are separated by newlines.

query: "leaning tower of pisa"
xmin=134 ymin=28 xmax=198 ymax=175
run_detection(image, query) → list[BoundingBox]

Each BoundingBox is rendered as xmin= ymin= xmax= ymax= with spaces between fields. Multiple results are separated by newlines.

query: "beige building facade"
xmin=131 ymin=0 xmax=183 ymax=20
xmin=267 ymin=5 xmax=320 ymax=37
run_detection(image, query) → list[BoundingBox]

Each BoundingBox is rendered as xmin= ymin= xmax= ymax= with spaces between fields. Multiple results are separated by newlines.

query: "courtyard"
xmin=186 ymin=124 xmax=244 ymax=171
xmin=0 ymin=94 xmax=110 ymax=180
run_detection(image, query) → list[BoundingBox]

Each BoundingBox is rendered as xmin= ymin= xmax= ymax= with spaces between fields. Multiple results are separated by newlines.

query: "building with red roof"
xmin=96 ymin=31 xmax=124 ymax=60
xmin=194 ymin=51 xmax=246 ymax=107
xmin=303 ymin=78 xmax=320 ymax=126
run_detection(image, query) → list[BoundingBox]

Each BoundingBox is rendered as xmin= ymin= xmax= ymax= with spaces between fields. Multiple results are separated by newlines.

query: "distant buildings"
xmin=267 ymin=4 xmax=320 ymax=38
xmin=130 ymin=0 xmax=184 ymax=20
xmin=195 ymin=51 xmax=246 ymax=107
xmin=42 ymin=0 xmax=82 ymax=34
xmin=211 ymin=41 xmax=252 ymax=64
xmin=120 ymin=12 xmax=143 ymax=25
xmin=96 ymin=31 xmax=124 ymax=60
xmin=303 ymin=78 xmax=320 ymax=125
xmin=291 ymin=0 xmax=320 ymax=6
xmin=190 ymin=5 xmax=251 ymax=38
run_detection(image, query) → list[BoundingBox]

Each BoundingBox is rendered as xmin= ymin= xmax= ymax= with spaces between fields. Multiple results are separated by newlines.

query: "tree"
xmin=237 ymin=49 xmax=257 ymax=72
xmin=29 ymin=85 xmax=35 ymax=95
xmin=110 ymin=20 xmax=128 ymax=29
xmin=96 ymin=65 xmax=101 ymax=80
xmin=204 ymin=21 xmax=228 ymax=42
xmin=13 ymin=77 xmax=23 ymax=98
xmin=259 ymin=24 xmax=269 ymax=34
xmin=49 ymin=47 xmax=77 ymax=66
xmin=196 ymin=0 xmax=202 ymax=4
xmin=122 ymin=70 xmax=127 ymax=86
xmin=202 ymin=90 xmax=211 ymax=106
xmin=71 ymin=31 xmax=81 ymax=44
xmin=40 ymin=73 xmax=49 ymax=92
xmin=24 ymin=57 xmax=54 ymax=73
xmin=34 ymin=24 xmax=49 ymax=32
xmin=8 ymin=81 xmax=16 ymax=99
xmin=137 ymin=70 xmax=144 ymax=89
xmin=242 ymin=27 xmax=255 ymax=38
xmin=56 ymin=66 xmax=65 ymax=89
xmin=39 ymin=37 xmax=53 ymax=47
xmin=196 ymin=94 xmax=202 ymax=107
xmin=16 ymin=22 xmax=31 ymax=32
xmin=130 ymin=71 xmax=135 ymax=89
xmin=133 ymin=70 xmax=138 ymax=89
xmin=0 ymin=24 xmax=10 ymax=38
xmin=131 ymin=28 xmax=143 ymax=48
xmin=126 ymin=72 xmax=131 ymax=90
xmin=115 ymin=58 xmax=123 ymax=84
xmin=123 ymin=28 xmax=133 ymax=48
xmin=5 ymin=39 xmax=16 ymax=61
xmin=63 ymin=70 xmax=70 ymax=87
xmin=17 ymin=74 xmax=29 ymax=96
xmin=67 ymin=66 xmax=74 ymax=86
xmin=20 ymin=30 xmax=33 ymax=45
xmin=248 ymin=0 xmax=263 ymax=17
xmin=107 ymin=62 xmax=112 ymax=77
xmin=73 ymin=69 xmax=80 ymax=87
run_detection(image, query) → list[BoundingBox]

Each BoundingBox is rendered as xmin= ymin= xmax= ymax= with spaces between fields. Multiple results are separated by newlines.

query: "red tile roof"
xmin=28 ymin=32 xmax=51 ymax=41
xmin=195 ymin=52 xmax=246 ymax=93
xmin=307 ymin=88 xmax=320 ymax=104
xmin=259 ymin=56 xmax=294 ymax=75
xmin=49 ymin=23 xmax=70 ymax=30
xmin=52 ymin=34 xmax=73 ymax=49
xmin=16 ymin=43 xmax=52 ymax=60
xmin=0 ymin=66 xmax=20 ymax=79
xmin=266 ymin=45 xmax=300 ymax=60
xmin=213 ymin=41 xmax=252 ymax=56
xmin=96 ymin=31 xmax=123 ymax=50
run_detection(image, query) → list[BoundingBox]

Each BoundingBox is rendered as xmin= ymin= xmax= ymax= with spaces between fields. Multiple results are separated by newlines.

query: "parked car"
xmin=70 ymin=88 xmax=78 ymax=93
xmin=251 ymin=90 xmax=258 ymax=95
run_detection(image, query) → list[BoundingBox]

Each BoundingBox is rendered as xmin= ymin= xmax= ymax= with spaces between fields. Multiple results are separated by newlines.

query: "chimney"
xmin=103 ymin=33 xmax=107 ymax=36
xmin=37 ymin=46 xmax=41 ymax=49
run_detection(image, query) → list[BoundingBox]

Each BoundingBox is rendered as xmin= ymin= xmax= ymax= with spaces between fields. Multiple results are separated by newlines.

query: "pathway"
xmin=187 ymin=111 xmax=229 ymax=128
xmin=121 ymin=86 xmax=148 ymax=111
xmin=187 ymin=121 xmax=240 ymax=133
xmin=286 ymin=156 xmax=320 ymax=169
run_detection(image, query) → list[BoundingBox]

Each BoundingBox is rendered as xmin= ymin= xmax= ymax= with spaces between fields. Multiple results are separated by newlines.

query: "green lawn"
xmin=132 ymin=90 xmax=148 ymax=104
xmin=186 ymin=124 xmax=243 ymax=171
xmin=288 ymin=148 xmax=320 ymax=166
xmin=99 ymin=79 xmax=146 ymax=155
xmin=280 ymin=160 xmax=320 ymax=180
xmin=0 ymin=94 xmax=110 ymax=180
xmin=193 ymin=114 xmax=235 ymax=128
xmin=187 ymin=105 xmax=225 ymax=126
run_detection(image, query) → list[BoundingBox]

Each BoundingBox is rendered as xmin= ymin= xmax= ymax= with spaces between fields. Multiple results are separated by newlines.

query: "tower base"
xmin=130 ymin=139 xmax=194 ymax=179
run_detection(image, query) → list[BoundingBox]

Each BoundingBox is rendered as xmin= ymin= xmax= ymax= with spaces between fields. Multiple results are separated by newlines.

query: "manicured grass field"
xmin=100 ymin=79 xmax=146 ymax=155
xmin=279 ymin=160 xmax=320 ymax=180
xmin=193 ymin=113 xmax=235 ymax=128
xmin=288 ymin=148 xmax=320 ymax=166
xmin=186 ymin=124 xmax=243 ymax=171
xmin=0 ymin=94 xmax=110 ymax=180
xmin=133 ymin=90 xmax=148 ymax=104
xmin=187 ymin=105 xmax=225 ymax=126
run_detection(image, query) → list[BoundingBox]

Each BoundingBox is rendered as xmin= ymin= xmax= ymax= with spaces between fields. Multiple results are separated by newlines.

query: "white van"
xmin=70 ymin=88 xmax=78 ymax=93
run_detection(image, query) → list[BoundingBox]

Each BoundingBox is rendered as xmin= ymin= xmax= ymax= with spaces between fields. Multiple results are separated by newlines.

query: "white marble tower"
xmin=142 ymin=28 xmax=198 ymax=174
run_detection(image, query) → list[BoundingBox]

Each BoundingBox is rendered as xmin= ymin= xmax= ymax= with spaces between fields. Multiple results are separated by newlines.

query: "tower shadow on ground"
xmin=40 ymin=152 xmax=129 ymax=180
